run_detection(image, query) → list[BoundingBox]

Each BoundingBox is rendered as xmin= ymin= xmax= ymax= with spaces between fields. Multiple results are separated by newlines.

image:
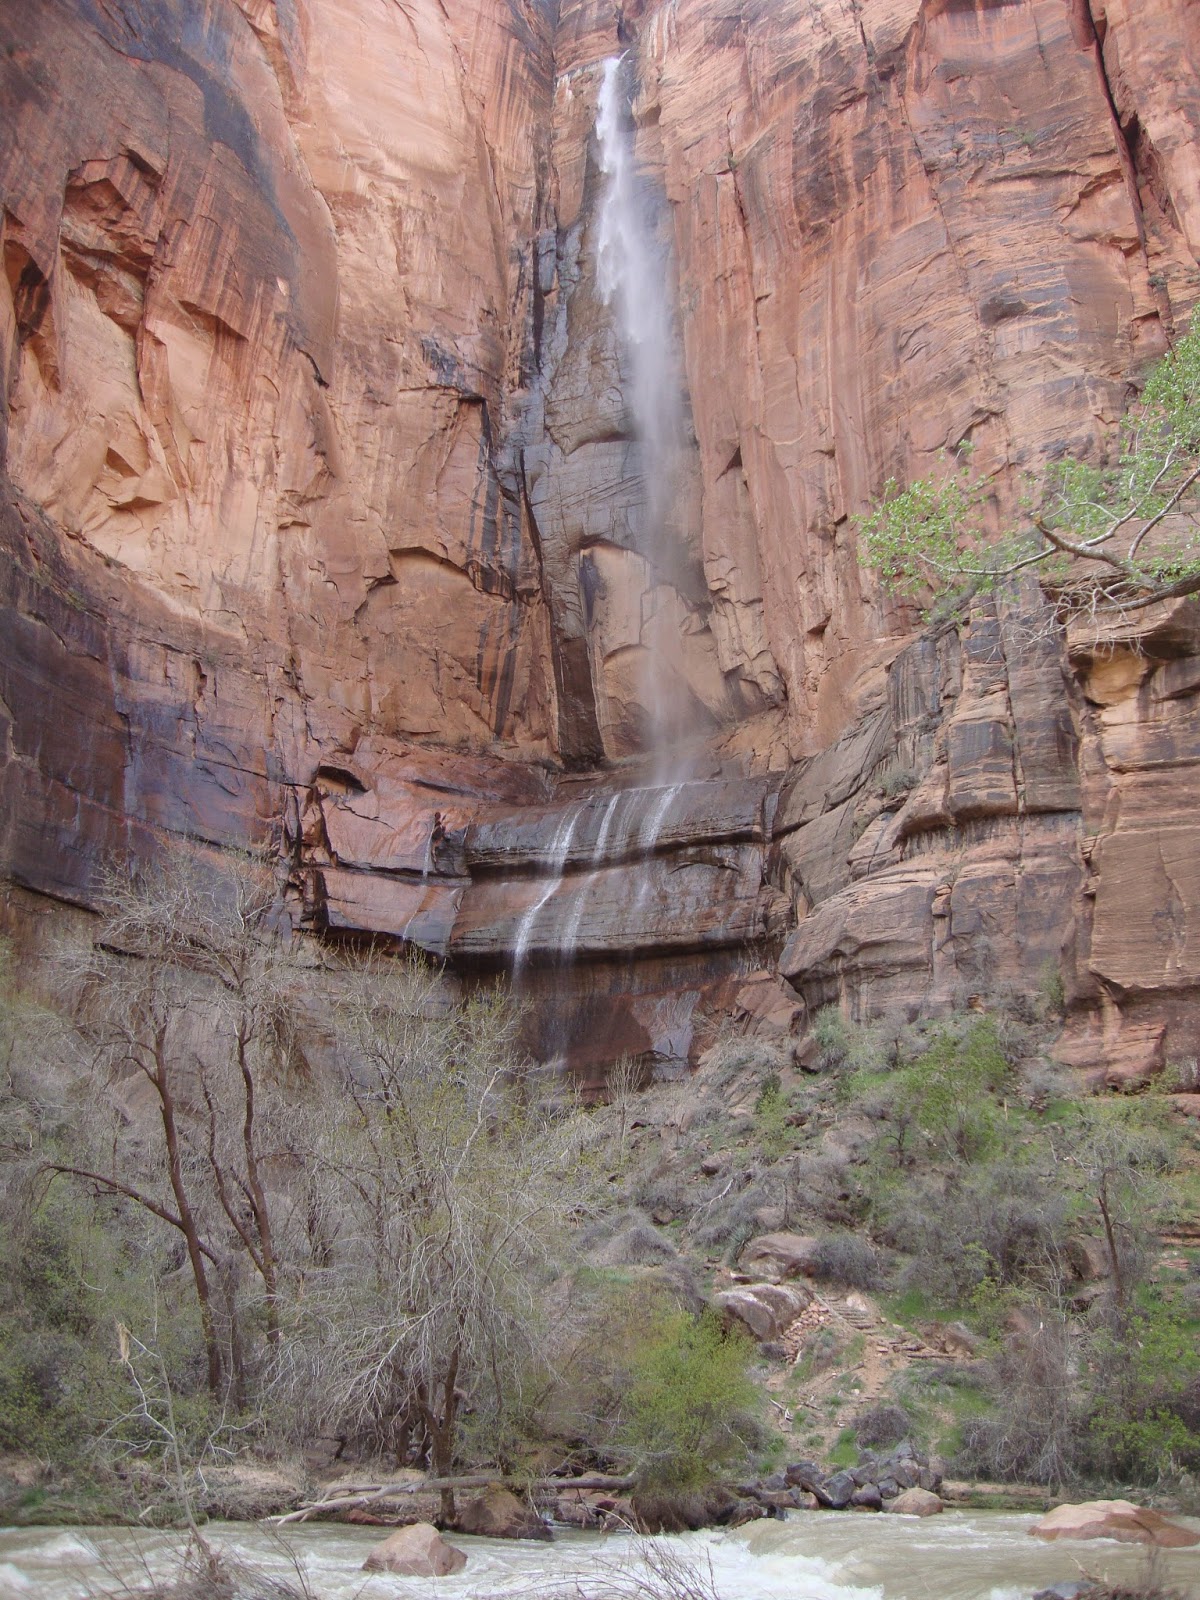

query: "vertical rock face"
xmin=3 ymin=0 xmax=1200 ymax=1066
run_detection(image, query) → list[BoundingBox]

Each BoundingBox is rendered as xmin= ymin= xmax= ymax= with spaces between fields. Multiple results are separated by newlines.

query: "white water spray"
xmin=559 ymin=790 xmax=624 ymax=961
xmin=633 ymin=780 xmax=684 ymax=912
xmin=596 ymin=53 xmax=683 ymax=526
xmin=596 ymin=54 xmax=691 ymax=761
xmin=512 ymin=803 xmax=584 ymax=975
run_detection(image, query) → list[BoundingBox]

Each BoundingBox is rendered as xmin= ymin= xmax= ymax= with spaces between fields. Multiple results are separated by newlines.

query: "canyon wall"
xmin=3 ymin=0 xmax=1200 ymax=1075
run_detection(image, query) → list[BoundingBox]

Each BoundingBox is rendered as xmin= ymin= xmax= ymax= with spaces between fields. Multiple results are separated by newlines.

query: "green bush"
xmin=618 ymin=1310 xmax=762 ymax=1496
xmin=754 ymin=1073 xmax=796 ymax=1161
xmin=0 ymin=1182 xmax=213 ymax=1469
xmin=811 ymin=1007 xmax=850 ymax=1071
xmin=895 ymin=1017 xmax=1010 ymax=1166
xmin=1085 ymin=1290 xmax=1200 ymax=1479
xmin=858 ymin=322 xmax=1200 ymax=616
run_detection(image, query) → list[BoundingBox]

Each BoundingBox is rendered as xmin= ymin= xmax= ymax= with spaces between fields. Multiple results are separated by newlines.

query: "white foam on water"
xmin=7 ymin=1510 xmax=1200 ymax=1600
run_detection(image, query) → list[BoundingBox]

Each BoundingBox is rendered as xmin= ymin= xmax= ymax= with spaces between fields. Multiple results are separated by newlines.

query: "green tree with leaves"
xmin=618 ymin=1309 xmax=761 ymax=1502
xmin=1086 ymin=1287 xmax=1200 ymax=1478
xmin=860 ymin=324 xmax=1200 ymax=618
xmin=891 ymin=1016 xmax=1010 ymax=1167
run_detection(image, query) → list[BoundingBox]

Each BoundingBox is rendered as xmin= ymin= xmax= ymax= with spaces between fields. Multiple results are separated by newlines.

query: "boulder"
xmin=851 ymin=1484 xmax=883 ymax=1511
xmin=758 ymin=1488 xmax=801 ymax=1512
xmin=456 ymin=1485 xmax=550 ymax=1541
xmin=599 ymin=1496 xmax=636 ymax=1530
xmin=887 ymin=1487 xmax=944 ymax=1517
xmin=813 ymin=1470 xmax=856 ymax=1510
xmin=713 ymin=1281 xmax=811 ymax=1341
xmin=739 ymin=1233 xmax=823 ymax=1282
xmin=941 ymin=1321 xmax=983 ymax=1356
xmin=1066 ymin=1238 xmax=1113 ymax=1284
xmin=785 ymin=1460 xmax=824 ymax=1492
xmin=554 ymin=1496 xmax=601 ymax=1529
xmin=1030 ymin=1501 xmax=1200 ymax=1547
xmin=362 ymin=1522 xmax=468 ymax=1575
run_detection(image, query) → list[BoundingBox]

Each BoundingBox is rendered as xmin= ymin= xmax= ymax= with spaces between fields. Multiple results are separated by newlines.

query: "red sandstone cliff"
xmin=3 ymin=0 xmax=1200 ymax=1075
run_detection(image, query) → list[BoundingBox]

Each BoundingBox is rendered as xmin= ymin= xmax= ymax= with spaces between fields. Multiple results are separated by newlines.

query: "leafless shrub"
xmin=1071 ymin=1551 xmax=1187 ymax=1600
xmin=884 ymin=1164 xmax=1073 ymax=1304
xmin=691 ymin=1186 xmax=769 ymax=1252
xmin=634 ymin=1166 xmax=694 ymax=1222
xmin=955 ymin=1310 xmax=1082 ymax=1486
xmin=702 ymin=1027 xmax=791 ymax=1091
xmin=586 ymin=1212 xmax=680 ymax=1267
xmin=603 ymin=1056 xmax=648 ymax=1166
xmin=855 ymin=1403 xmax=913 ymax=1450
xmin=502 ymin=1531 xmax=722 ymax=1600
xmin=84 ymin=1536 xmax=318 ymax=1600
xmin=271 ymin=954 xmax=598 ymax=1514
xmin=811 ymin=1232 xmax=882 ymax=1290
xmin=49 ymin=852 xmax=308 ymax=1401
xmin=784 ymin=1151 xmax=863 ymax=1228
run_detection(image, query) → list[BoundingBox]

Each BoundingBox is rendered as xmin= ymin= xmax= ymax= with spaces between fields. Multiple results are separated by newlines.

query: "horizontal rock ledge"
xmin=449 ymin=845 xmax=770 ymax=961
xmin=465 ymin=777 xmax=774 ymax=872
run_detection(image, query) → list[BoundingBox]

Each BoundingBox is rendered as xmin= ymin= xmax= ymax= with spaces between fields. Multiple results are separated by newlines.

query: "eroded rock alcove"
xmin=3 ymin=0 xmax=1200 ymax=1079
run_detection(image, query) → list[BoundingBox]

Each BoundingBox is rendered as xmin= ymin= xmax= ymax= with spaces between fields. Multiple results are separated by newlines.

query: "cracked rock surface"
xmin=3 ymin=0 xmax=1200 ymax=1065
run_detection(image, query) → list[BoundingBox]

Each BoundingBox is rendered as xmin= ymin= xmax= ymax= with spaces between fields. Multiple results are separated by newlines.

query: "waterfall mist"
xmin=596 ymin=54 xmax=684 ymax=547
xmin=595 ymin=53 xmax=694 ymax=766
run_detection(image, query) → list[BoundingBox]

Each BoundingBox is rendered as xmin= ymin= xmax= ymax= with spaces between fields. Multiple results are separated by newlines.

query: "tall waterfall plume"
xmin=595 ymin=54 xmax=684 ymax=545
xmin=594 ymin=53 xmax=693 ymax=764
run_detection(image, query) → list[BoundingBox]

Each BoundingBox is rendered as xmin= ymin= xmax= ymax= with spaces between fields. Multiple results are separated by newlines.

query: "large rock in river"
xmin=456 ymin=1484 xmax=550 ymax=1540
xmin=887 ymin=1487 xmax=944 ymax=1517
xmin=1030 ymin=1500 xmax=1200 ymax=1546
xmin=362 ymin=1522 xmax=468 ymax=1575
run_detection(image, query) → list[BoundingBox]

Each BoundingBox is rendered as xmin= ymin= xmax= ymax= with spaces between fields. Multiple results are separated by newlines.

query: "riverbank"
xmin=10 ymin=1446 xmax=1197 ymax=1537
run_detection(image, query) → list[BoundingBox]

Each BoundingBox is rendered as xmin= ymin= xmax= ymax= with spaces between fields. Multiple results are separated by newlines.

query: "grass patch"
xmin=883 ymin=1286 xmax=936 ymax=1328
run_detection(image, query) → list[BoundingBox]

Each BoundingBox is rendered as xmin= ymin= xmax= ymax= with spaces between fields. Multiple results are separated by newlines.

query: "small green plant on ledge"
xmin=858 ymin=323 xmax=1200 ymax=620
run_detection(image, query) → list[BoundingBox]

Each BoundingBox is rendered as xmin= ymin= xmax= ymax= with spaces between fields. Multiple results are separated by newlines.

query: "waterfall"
xmin=559 ymin=787 xmax=631 ymax=961
xmin=596 ymin=52 xmax=682 ymax=531
xmin=636 ymin=781 xmax=683 ymax=856
xmin=633 ymin=780 xmax=684 ymax=911
xmin=595 ymin=54 xmax=689 ymax=762
xmin=510 ymin=63 xmax=698 ymax=986
xmin=512 ymin=803 xmax=584 ymax=975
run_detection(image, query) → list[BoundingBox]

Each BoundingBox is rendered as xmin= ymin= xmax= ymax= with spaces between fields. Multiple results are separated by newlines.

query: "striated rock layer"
xmin=3 ymin=0 xmax=1200 ymax=1072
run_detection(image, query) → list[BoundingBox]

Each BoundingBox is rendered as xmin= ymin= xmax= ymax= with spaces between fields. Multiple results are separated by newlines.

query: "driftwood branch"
xmin=272 ymin=1472 xmax=636 ymax=1525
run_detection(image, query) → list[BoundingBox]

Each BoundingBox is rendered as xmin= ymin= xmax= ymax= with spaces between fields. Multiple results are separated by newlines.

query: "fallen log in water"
xmin=272 ymin=1472 xmax=637 ymax=1524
